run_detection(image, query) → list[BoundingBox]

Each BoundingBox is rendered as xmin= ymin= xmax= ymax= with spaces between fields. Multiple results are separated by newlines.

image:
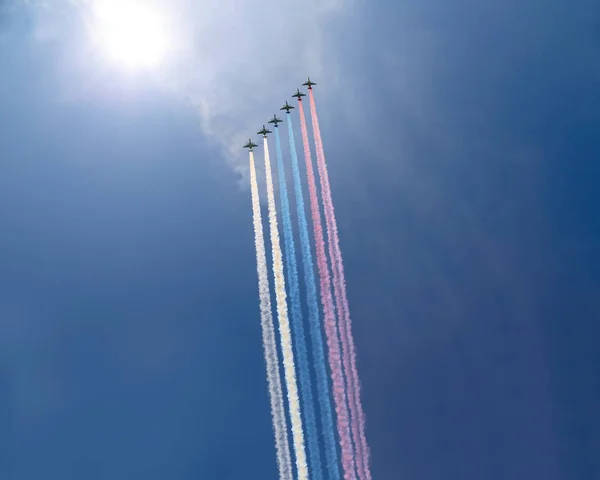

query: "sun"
xmin=92 ymin=0 xmax=171 ymax=69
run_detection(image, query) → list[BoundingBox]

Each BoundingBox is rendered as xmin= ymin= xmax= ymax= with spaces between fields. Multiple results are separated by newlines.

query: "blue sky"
xmin=1 ymin=1 xmax=599 ymax=479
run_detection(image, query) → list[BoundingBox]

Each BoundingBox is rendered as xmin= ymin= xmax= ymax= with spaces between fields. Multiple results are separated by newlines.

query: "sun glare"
xmin=93 ymin=1 xmax=170 ymax=69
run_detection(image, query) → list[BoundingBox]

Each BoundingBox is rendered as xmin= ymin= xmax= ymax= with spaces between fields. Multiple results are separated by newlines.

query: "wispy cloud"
xmin=19 ymin=0 xmax=355 ymax=177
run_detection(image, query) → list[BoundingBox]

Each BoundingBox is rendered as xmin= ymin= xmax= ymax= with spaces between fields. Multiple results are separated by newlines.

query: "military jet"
xmin=257 ymin=125 xmax=272 ymax=137
xmin=243 ymin=139 xmax=258 ymax=151
xmin=302 ymin=77 xmax=316 ymax=89
xmin=280 ymin=101 xmax=295 ymax=113
xmin=292 ymin=89 xmax=306 ymax=100
xmin=268 ymin=114 xmax=283 ymax=127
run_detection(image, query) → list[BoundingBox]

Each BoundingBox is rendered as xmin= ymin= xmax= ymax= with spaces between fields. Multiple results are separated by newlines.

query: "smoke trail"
xmin=248 ymin=150 xmax=294 ymax=480
xmin=297 ymin=99 xmax=357 ymax=480
xmin=308 ymin=89 xmax=371 ymax=480
xmin=262 ymin=136 xmax=310 ymax=480
xmin=287 ymin=114 xmax=341 ymax=480
xmin=274 ymin=127 xmax=323 ymax=480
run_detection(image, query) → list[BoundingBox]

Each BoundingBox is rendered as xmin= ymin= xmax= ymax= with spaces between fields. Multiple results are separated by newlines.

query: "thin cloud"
xmin=19 ymin=0 xmax=354 ymax=176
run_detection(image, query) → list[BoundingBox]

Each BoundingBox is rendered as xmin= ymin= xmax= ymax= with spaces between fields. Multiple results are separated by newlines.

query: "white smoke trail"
xmin=262 ymin=136 xmax=310 ymax=480
xmin=249 ymin=150 xmax=293 ymax=480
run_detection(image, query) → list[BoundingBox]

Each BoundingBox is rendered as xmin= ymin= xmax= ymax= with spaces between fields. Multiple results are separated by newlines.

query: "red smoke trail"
xmin=308 ymin=89 xmax=371 ymax=480
xmin=297 ymin=99 xmax=357 ymax=480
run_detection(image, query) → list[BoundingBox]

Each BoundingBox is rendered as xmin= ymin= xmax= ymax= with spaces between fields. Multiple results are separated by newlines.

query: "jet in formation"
xmin=257 ymin=125 xmax=272 ymax=137
xmin=268 ymin=115 xmax=283 ymax=127
xmin=243 ymin=139 xmax=258 ymax=151
xmin=302 ymin=77 xmax=316 ymax=89
xmin=280 ymin=101 xmax=295 ymax=113
xmin=292 ymin=89 xmax=306 ymax=100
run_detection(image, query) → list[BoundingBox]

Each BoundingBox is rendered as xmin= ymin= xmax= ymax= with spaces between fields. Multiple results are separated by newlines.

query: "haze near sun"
xmin=92 ymin=0 xmax=171 ymax=69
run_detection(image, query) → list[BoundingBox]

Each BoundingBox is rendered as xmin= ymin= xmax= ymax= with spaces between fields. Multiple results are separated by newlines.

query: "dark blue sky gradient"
xmin=1 ymin=1 xmax=599 ymax=479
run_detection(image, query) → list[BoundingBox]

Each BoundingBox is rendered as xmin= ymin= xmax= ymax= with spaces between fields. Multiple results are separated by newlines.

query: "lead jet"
xmin=243 ymin=139 xmax=258 ymax=151
xmin=257 ymin=125 xmax=272 ymax=137
xmin=292 ymin=89 xmax=306 ymax=100
xmin=302 ymin=77 xmax=316 ymax=89
xmin=268 ymin=114 xmax=283 ymax=127
xmin=280 ymin=101 xmax=295 ymax=113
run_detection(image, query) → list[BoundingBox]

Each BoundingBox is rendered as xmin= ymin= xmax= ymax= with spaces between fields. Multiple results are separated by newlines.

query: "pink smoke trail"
xmin=308 ymin=89 xmax=372 ymax=480
xmin=297 ymin=99 xmax=357 ymax=480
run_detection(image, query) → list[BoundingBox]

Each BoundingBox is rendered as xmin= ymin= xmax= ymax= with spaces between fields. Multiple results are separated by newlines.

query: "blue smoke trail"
xmin=286 ymin=117 xmax=341 ymax=480
xmin=274 ymin=126 xmax=323 ymax=480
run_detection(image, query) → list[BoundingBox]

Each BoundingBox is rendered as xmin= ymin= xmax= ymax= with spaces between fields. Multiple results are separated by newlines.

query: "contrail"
xmin=297 ymin=98 xmax=357 ymax=480
xmin=248 ymin=150 xmax=294 ymax=480
xmin=287 ymin=113 xmax=341 ymax=480
xmin=274 ymin=126 xmax=323 ymax=480
xmin=308 ymin=89 xmax=371 ymax=480
xmin=262 ymin=136 xmax=310 ymax=480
